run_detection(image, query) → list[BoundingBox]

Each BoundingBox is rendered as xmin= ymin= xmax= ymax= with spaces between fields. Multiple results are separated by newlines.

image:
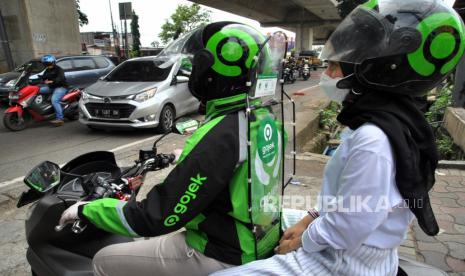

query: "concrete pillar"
xmin=0 ymin=0 xmax=80 ymax=71
xmin=295 ymin=26 xmax=314 ymax=54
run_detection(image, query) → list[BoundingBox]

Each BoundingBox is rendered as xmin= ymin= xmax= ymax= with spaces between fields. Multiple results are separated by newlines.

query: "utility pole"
xmin=108 ymin=0 xmax=120 ymax=58
xmin=119 ymin=2 xmax=132 ymax=59
xmin=124 ymin=10 xmax=129 ymax=58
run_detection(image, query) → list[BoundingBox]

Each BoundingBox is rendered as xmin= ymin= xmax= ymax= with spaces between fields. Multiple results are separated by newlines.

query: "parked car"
xmin=0 ymin=55 xmax=115 ymax=103
xmin=78 ymin=54 xmax=199 ymax=132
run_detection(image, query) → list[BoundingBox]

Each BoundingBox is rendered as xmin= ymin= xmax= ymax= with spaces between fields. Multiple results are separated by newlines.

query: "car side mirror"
xmin=172 ymin=75 xmax=189 ymax=85
xmin=24 ymin=161 xmax=61 ymax=193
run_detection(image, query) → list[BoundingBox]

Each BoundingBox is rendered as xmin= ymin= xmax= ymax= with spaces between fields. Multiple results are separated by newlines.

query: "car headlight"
xmin=5 ymin=79 xmax=16 ymax=87
xmin=134 ymin=88 xmax=157 ymax=103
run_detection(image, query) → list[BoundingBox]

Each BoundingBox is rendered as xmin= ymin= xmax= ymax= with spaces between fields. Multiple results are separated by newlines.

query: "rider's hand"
xmin=274 ymin=236 xmax=302 ymax=254
xmin=44 ymin=80 xmax=53 ymax=84
xmin=59 ymin=201 xmax=88 ymax=227
xmin=275 ymin=215 xmax=314 ymax=254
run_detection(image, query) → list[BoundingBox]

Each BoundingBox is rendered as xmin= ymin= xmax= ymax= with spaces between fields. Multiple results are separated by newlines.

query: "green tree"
xmin=130 ymin=10 xmax=141 ymax=57
xmin=76 ymin=0 xmax=88 ymax=27
xmin=159 ymin=3 xmax=211 ymax=44
xmin=335 ymin=0 xmax=367 ymax=18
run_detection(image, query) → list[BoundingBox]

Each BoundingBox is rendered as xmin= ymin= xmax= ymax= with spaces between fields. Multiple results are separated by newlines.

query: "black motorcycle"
xmin=17 ymin=121 xmax=198 ymax=276
xmin=283 ymin=65 xmax=297 ymax=84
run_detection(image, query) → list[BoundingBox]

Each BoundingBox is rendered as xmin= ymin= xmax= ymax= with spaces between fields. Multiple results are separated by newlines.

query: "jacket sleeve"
xmin=301 ymin=149 xmax=396 ymax=253
xmin=78 ymin=115 xmax=241 ymax=237
xmin=53 ymin=66 xmax=66 ymax=86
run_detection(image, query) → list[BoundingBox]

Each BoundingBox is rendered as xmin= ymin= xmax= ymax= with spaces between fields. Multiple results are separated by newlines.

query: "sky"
xmin=78 ymin=0 xmax=295 ymax=47
xmin=79 ymin=0 xmax=457 ymax=47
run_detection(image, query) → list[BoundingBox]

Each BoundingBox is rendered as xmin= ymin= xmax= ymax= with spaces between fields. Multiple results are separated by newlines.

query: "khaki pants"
xmin=93 ymin=231 xmax=233 ymax=276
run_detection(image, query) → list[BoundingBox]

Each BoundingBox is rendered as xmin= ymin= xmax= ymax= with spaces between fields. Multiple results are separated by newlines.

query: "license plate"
xmin=96 ymin=109 xmax=119 ymax=118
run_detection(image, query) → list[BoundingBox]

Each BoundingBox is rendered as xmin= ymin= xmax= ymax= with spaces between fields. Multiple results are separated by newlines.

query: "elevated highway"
xmin=190 ymin=0 xmax=341 ymax=52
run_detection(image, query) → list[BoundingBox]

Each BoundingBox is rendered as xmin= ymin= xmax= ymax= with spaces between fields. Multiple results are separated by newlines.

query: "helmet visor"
xmin=320 ymin=0 xmax=448 ymax=64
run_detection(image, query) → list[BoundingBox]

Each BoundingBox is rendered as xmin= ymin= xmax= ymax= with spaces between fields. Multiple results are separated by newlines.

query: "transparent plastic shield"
xmin=246 ymin=32 xmax=293 ymax=255
xmin=250 ymin=32 xmax=287 ymax=99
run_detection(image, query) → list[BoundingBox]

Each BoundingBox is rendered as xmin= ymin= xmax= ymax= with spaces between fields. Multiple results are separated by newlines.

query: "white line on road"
xmin=109 ymin=135 xmax=159 ymax=153
xmin=296 ymin=84 xmax=319 ymax=93
xmin=0 ymin=135 xmax=160 ymax=190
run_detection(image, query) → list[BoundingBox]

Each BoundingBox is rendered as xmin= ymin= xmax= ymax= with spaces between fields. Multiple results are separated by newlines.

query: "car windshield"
xmin=14 ymin=60 xmax=45 ymax=73
xmin=105 ymin=60 xmax=172 ymax=82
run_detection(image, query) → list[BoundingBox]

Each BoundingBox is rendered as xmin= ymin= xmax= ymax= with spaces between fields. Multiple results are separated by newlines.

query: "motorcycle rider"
xmin=212 ymin=0 xmax=465 ymax=275
xmin=59 ymin=21 xmax=284 ymax=276
xmin=39 ymin=54 xmax=68 ymax=126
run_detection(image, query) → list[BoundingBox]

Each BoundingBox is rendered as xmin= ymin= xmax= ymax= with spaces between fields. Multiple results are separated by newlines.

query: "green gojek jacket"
xmin=77 ymin=93 xmax=285 ymax=265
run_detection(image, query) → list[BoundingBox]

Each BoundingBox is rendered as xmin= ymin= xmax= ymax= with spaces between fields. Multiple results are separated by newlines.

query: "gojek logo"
xmin=257 ymin=116 xmax=278 ymax=164
xmin=164 ymin=174 xmax=207 ymax=227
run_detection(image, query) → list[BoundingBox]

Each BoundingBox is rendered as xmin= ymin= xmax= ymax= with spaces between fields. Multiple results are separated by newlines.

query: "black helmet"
xmin=186 ymin=22 xmax=268 ymax=103
xmin=322 ymin=0 xmax=465 ymax=96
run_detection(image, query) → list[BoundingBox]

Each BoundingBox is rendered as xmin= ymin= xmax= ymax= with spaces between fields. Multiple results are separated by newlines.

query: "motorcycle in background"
xmin=283 ymin=65 xmax=298 ymax=84
xmin=300 ymin=63 xmax=310 ymax=81
xmin=3 ymin=64 xmax=81 ymax=131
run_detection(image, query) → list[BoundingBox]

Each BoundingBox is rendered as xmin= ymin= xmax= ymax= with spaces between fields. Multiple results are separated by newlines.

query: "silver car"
xmin=79 ymin=55 xmax=199 ymax=132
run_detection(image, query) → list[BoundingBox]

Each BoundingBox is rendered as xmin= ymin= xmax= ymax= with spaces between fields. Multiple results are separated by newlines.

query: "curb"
xmin=437 ymin=160 xmax=465 ymax=170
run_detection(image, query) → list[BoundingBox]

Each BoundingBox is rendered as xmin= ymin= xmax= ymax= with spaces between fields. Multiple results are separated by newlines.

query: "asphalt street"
xmin=0 ymin=73 xmax=321 ymax=187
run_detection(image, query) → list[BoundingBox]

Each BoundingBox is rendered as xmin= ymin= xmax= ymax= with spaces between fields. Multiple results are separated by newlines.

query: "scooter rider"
xmin=212 ymin=0 xmax=465 ymax=275
xmin=39 ymin=54 xmax=68 ymax=126
xmin=59 ymin=22 xmax=283 ymax=276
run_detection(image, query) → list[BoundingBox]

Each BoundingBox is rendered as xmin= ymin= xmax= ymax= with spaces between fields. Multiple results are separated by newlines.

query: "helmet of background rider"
xmin=41 ymin=55 xmax=57 ymax=67
xmin=321 ymin=0 xmax=465 ymax=96
xmin=186 ymin=21 xmax=268 ymax=103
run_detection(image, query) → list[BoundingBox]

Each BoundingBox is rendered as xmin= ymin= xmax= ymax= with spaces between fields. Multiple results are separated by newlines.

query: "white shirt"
xmin=302 ymin=123 xmax=414 ymax=253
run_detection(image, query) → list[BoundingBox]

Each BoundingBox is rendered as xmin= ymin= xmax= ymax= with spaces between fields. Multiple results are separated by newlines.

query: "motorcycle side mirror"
xmin=151 ymin=119 xmax=200 ymax=154
xmin=28 ymin=76 xmax=41 ymax=85
xmin=173 ymin=119 xmax=199 ymax=135
xmin=24 ymin=161 xmax=61 ymax=193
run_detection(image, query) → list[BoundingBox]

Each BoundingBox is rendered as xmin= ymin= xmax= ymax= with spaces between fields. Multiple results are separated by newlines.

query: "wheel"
xmin=66 ymin=112 xmax=79 ymax=121
xmin=303 ymin=75 xmax=309 ymax=81
xmin=313 ymin=67 xmax=317 ymax=71
xmin=3 ymin=112 xmax=27 ymax=131
xmin=157 ymin=105 xmax=175 ymax=133
xmin=87 ymin=125 xmax=101 ymax=131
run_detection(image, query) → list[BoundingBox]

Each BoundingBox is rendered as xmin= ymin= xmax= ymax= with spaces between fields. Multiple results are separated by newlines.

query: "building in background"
xmin=0 ymin=0 xmax=81 ymax=73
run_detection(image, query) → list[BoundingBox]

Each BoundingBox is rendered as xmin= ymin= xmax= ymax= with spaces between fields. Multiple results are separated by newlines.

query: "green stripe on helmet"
xmin=206 ymin=28 xmax=260 ymax=77
xmin=363 ymin=0 xmax=379 ymax=9
xmin=408 ymin=12 xmax=465 ymax=77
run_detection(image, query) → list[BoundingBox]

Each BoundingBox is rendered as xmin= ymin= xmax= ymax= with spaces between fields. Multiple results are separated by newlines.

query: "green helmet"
xmin=321 ymin=0 xmax=465 ymax=96
xmin=186 ymin=22 xmax=267 ymax=103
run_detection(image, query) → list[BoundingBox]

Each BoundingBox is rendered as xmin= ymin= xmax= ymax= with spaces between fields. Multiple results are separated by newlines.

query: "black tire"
xmin=87 ymin=125 xmax=101 ymax=131
xmin=66 ymin=112 xmax=79 ymax=121
xmin=313 ymin=67 xmax=317 ymax=71
xmin=157 ymin=105 xmax=175 ymax=133
xmin=303 ymin=75 xmax=309 ymax=81
xmin=3 ymin=112 xmax=27 ymax=131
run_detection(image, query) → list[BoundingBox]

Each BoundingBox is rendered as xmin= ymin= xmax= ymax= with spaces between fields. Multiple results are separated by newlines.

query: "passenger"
xmin=212 ymin=0 xmax=465 ymax=275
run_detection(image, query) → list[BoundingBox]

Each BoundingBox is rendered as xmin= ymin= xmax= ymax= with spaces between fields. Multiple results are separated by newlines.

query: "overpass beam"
xmin=295 ymin=26 xmax=314 ymax=53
